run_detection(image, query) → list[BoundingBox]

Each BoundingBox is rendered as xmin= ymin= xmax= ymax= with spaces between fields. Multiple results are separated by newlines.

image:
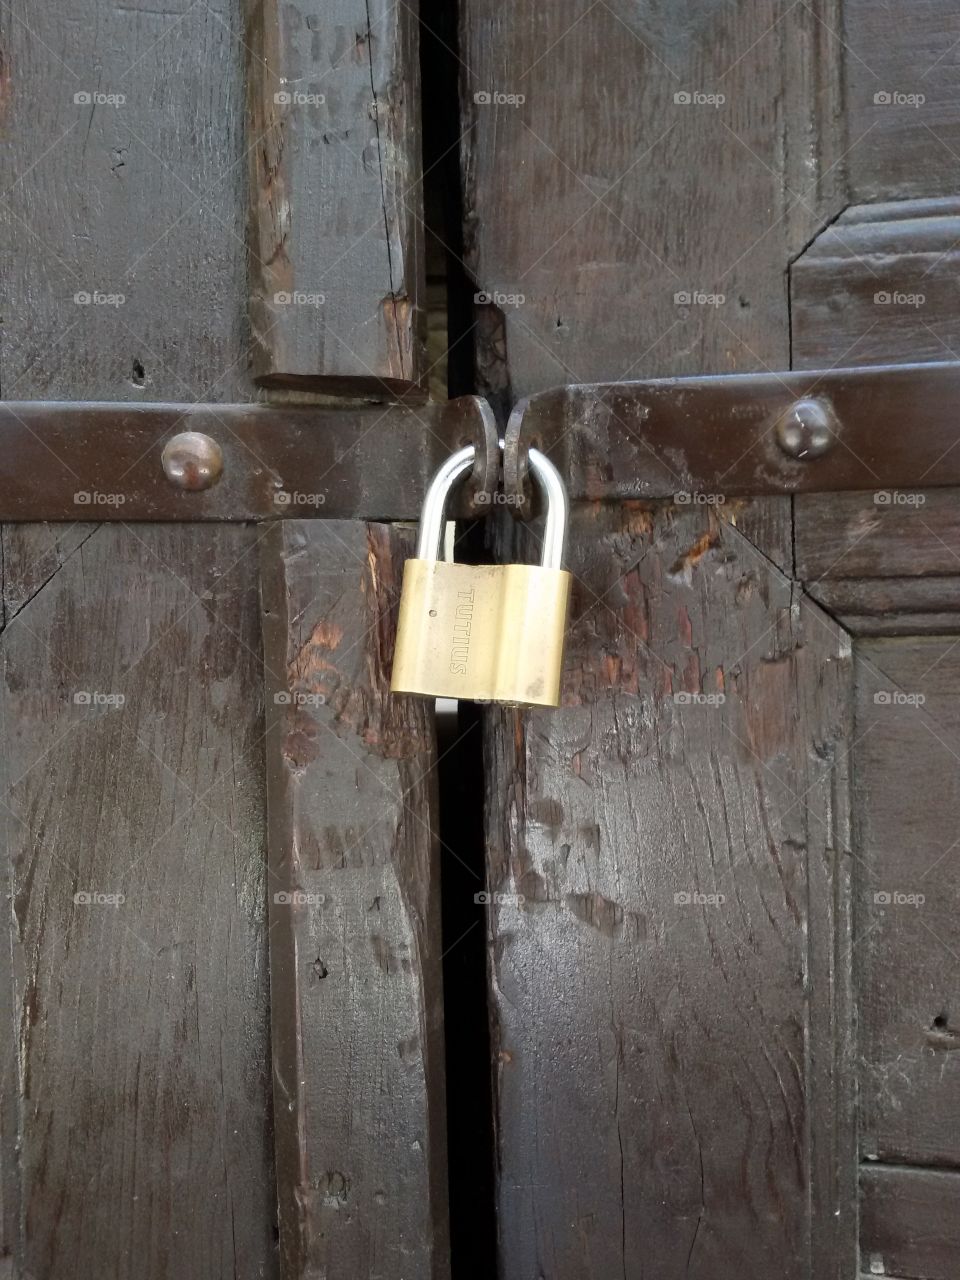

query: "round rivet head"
xmin=161 ymin=432 xmax=224 ymax=491
xmin=774 ymin=397 xmax=838 ymax=460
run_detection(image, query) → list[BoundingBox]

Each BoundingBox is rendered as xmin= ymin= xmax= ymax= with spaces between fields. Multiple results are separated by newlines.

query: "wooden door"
xmin=1 ymin=1 xmax=958 ymax=1278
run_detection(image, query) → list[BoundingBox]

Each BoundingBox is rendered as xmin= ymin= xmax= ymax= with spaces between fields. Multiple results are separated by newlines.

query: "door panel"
xmin=484 ymin=506 xmax=855 ymax=1277
xmin=2 ymin=524 xmax=275 ymax=1278
xmin=461 ymin=0 xmax=858 ymax=1273
xmin=2 ymin=0 xmax=960 ymax=1275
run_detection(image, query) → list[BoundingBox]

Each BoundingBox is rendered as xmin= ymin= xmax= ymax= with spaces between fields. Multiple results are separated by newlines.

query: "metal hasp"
xmin=3 ymin=360 xmax=960 ymax=519
xmin=391 ymin=445 xmax=572 ymax=707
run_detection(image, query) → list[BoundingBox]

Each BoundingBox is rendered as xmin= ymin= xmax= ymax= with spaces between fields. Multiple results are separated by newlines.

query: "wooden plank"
xmin=791 ymin=199 xmax=960 ymax=367
xmin=806 ymin=577 xmax=960 ymax=636
xmin=460 ymin=1 xmax=844 ymax=393
xmin=1 ymin=524 xmax=275 ymax=1279
xmin=796 ymin=489 xmax=960 ymax=583
xmin=0 ymin=0 xmax=251 ymax=401
xmin=260 ymin=521 xmax=449 ymax=1279
xmin=246 ymin=0 xmax=425 ymax=394
xmin=854 ymin=638 xmax=960 ymax=1166
xmin=0 ymin=4 xmax=273 ymax=1273
xmin=485 ymin=507 xmax=854 ymax=1277
xmin=861 ymin=1166 xmax=960 ymax=1279
xmin=845 ymin=1 xmax=960 ymax=202
xmin=461 ymin=0 xmax=854 ymax=1273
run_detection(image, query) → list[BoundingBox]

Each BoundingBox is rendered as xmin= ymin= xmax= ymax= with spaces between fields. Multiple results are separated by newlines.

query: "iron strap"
xmin=1 ymin=360 xmax=959 ymax=520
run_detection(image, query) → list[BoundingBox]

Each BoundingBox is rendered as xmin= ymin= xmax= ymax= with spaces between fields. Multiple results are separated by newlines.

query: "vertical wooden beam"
xmin=460 ymin=0 xmax=855 ymax=1273
xmin=260 ymin=521 xmax=449 ymax=1279
xmin=1 ymin=526 xmax=275 ymax=1279
xmin=0 ymin=4 xmax=272 ymax=1275
xmin=246 ymin=0 xmax=425 ymax=395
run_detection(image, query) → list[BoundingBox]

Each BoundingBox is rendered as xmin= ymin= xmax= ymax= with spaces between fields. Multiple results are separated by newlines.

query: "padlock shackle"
xmin=528 ymin=447 xmax=568 ymax=571
xmin=415 ymin=441 xmax=569 ymax=569
xmin=416 ymin=444 xmax=476 ymax=560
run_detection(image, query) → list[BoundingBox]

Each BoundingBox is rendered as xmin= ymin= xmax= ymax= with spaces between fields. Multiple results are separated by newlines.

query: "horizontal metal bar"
xmin=519 ymin=360 xmax=960 ymax=501
xmin=1 ymin=360 xmax=959 ymax=520
xmin=0 ymin=399 xmax=459 ymax=521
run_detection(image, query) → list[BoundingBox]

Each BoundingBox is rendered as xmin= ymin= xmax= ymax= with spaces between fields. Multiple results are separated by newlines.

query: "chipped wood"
xmin=245 ymin=0 xmax=425 ymax=394
xmin=260 ymin=520 xmax=449 ymax=1278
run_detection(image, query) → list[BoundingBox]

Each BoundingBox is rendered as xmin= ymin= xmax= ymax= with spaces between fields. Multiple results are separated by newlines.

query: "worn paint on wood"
xmin=1 ymin=524 xmax=275 ymax=1278
xmin=246 ymin=0 xmax=425 ymax=393
xmin=260 ymin=520 xmax=449 ymax=1279
xmin=484 ymin=506 xmax=855 ymax=1277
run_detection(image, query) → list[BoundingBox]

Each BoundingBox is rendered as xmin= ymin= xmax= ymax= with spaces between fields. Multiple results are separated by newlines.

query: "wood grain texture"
xmin=0 ymin=5 xmax=275 ymax=1272
xmin=260 ymin=521 xmax=449 ymax=1279
xmin=484 ymin=506 xmax=855 ymax=1278
xmin=460 ymin=0 xmax=844 ymax=394
xmin=0 ymin=0 xmax=252 ymax=402
xmin=854 ymin=639 xmax=960 ymax=1166
xmin=1 ymin=524 xmax=275 ymax=1279
xmin=791 ymin=199 xmax=960 ymax=368
xmin=845 ymin=0 xmax=960 ymax=202
xmin=795 ymin=490 xmax=960 ymax=584
xmin=245 ymin=0 xmax=425 ymax=393
xmin=806 ymin=577 xmax=960 ymax=636
xmin=861 ymin=1165 xmax=960 ymax=1279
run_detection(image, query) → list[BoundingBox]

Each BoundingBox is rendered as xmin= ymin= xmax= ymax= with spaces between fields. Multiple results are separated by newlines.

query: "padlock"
xmin=390 ymin=443 xmax=572 ymax=706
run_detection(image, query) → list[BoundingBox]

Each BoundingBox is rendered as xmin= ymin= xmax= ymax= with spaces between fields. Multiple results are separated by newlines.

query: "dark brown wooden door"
xmin=1 ymin=1 xmax=959 ymax=1278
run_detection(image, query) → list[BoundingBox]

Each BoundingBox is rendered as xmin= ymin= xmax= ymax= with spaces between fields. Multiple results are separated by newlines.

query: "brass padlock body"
xmin=391 ymin=559 xmax=571 ymax=706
